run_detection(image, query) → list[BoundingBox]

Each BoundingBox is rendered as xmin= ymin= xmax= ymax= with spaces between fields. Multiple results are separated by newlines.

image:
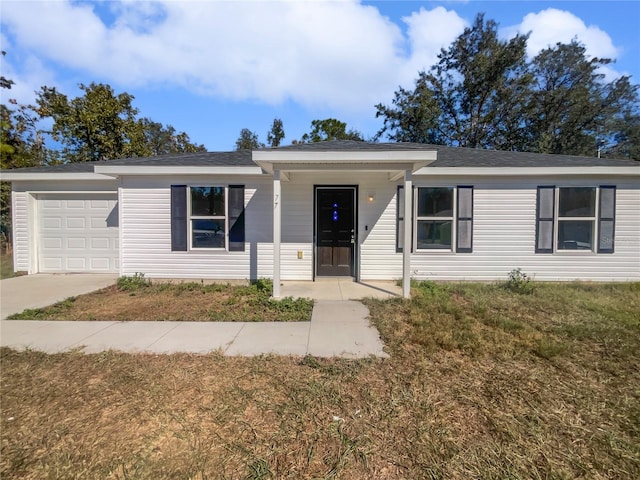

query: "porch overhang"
xmin=256 ymin=149 xmax=434 ymax=300
xmin=253 ymin=149 xmax=437 ymax=181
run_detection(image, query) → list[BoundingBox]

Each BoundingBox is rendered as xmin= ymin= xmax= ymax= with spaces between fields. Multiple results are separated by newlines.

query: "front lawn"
xmin=8 ymin=276 xmax=313 ymax=322
xmin=1 ymin=281 xmax=639 ymax=479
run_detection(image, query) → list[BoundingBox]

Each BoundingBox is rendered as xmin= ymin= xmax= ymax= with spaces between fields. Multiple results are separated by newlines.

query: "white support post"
xmin=402 ymin=170 xmax=412 ymax=298
xmin=273 ymin=170 xmax=282 ymax=298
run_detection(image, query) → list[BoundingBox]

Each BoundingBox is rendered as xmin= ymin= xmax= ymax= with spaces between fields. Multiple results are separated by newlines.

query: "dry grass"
xmin=0 ymin=252 xmax=25 ymax=280
xmin=8 ymin=277 xmax=313 ymax=322
xmin=2 ymin=281 xmax=639 ymax=479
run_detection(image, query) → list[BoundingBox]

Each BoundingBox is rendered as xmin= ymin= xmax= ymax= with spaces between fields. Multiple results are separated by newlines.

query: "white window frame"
xmin=555 ymin=186 xmax=598 ymax=253
xmin=188 ymin=185 xmax=229 ymax=250
xmin=414 ymin=186 xmax=457 ymax=253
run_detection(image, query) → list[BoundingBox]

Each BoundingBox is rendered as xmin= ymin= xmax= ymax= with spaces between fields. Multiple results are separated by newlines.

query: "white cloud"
xmin=1 ymin=1 xmax=625 ymax=116
xmin=506 ymin=8 xmax=620 ymax=61
xmin=0 ymin=1 xmax=471 ymax=113
xmin=401 ymin=6 xmax=468 ymax=82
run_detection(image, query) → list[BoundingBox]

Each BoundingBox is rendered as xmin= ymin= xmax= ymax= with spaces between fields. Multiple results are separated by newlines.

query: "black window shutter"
xmin=228 ymin=185 xmax=245 ymax=251
xmin=598 ymin=185 xmax=616 ymax=253
xmin=396 ymin=185 xmax=404 ymax=253
xmin=536 ymin=186 xmax=555 ymax=253
xmin=171 ymin=185 xmax=188 ymax=251
xmin=456 ymin=186 xmax=473 ymax=253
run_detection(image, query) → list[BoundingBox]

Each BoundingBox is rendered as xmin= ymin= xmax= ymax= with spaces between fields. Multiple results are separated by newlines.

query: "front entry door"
xmin=315 ymin=187 xmax=356 ymax=277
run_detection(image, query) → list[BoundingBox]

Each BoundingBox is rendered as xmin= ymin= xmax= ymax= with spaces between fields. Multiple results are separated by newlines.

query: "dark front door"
xmin=315 ymin=187 xmax=356 ymax=277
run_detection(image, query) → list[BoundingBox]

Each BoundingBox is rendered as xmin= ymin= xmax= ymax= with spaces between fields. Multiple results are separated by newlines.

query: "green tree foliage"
xmin=296 ymin=118 xmax=363 ymax=143
xmin=35 ymin=83 xmax=143 ymax=162
xmin=34 ymin=82 xmax=204 ymax=162
xmin=528 ymin=41 xmax=639 ymax=157
xmin=235 ymin=128 xmax=264 ymax=150
xmin=266 ymin=118 xmax=285 ymax=147
xmin=376 ymin=14 xmax=531 ymax=149
xmin=375 ymin=14 xmax=640 ymax=159
xmin=139 ymin=118 xmax=205 ymax=156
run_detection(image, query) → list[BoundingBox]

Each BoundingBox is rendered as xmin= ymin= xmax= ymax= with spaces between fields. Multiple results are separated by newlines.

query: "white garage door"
xmin=38 ymin=193 xmax=119 ymax=273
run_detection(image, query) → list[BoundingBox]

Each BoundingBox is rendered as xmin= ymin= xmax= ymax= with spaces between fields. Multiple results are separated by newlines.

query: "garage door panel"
xmin=38 ymin=194 xmax=118 ymax=273
xmin=90 ymin=258 xmax=111 ymax=270
xmin=43 ymin=237 xmax=63 ymax=249
xmin=43 ymin=217 xmax=62 ymax=229
xmin=42 ymin=199 xmax=62 ymax=209
xmin=90 ymin=216 xmax=109 ymax=229
xmin=42 ymin=257 xmax=63 ymax=270
xmin=90 ymin=237 xmax=110 ymax=249
xmin=67 ymin=237 xmax=86 ymax=249
xmin=66 ymin=217 xmax=85 ymax=229
xmin=66 ymin=258 xmax=86 ymax=270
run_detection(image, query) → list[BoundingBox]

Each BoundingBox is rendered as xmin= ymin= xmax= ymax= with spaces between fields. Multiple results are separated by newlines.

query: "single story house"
xmin=2 ymin=140 xmax=639 ymax=297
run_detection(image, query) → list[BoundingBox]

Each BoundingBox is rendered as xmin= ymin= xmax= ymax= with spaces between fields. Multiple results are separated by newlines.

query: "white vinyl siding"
xmin=406 ymin=177 xmax=639 ymax=281
xmin=11 ymin=190 xmax=29 ymax=272
xmin=120 ymin=176 xmax=273 ymax=279
xmin=11 ymin=173 xmax=637 ymax=283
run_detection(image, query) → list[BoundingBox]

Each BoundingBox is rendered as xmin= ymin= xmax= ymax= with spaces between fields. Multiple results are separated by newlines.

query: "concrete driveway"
xmin=0 ymin=274 xmax=118 ymax=320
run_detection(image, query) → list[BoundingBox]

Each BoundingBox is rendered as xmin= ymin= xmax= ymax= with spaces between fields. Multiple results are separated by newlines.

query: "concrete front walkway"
xmin=281 ymin=278 xmax=401 ymax=300
xmin=0 ymin=274 xmax=395 ymax=358
xmin=0 ymin=300 xmax=388 ymax=358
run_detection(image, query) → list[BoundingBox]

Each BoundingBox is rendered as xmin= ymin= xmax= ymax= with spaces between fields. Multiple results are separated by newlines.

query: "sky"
xmin=1 ymin=0 xmax=639 ymax=152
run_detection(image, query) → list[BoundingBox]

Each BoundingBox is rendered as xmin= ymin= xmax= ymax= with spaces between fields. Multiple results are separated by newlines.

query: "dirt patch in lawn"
xmin=8 ymin=278 xmax=313 ymax=321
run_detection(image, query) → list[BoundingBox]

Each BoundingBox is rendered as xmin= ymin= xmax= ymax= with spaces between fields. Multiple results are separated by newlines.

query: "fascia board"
xmin=253 ymin=150 xmax=438 ymax=162
xmin=93 ymin=166 xmax=265 ymax=176
xmin=414 ymin=167 xmax=640 ymax=177
xmin=0 ymin=172 xmax=115 ymax=181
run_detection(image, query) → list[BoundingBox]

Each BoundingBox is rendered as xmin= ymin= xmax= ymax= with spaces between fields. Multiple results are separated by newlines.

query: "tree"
xmin=296 ymin=118 xmax=363 ymax=143
xmin=266 ymin=118 xmax=285 ymax=147
xmin=139 ymin=118 xmax=205 ymax=156
xmin=235 ymin=128 xmax=264 ymax=150
xmin=376 ymin=14 xmax=532 ymax=149
xmin=35 ymin=83 xmax=144 ymax=162
xmin=35 ymin=82 xmax=204 ymax=162
xmin=375 ymin=15 xmax=640 ymax=159
xmin=528 ymin=41 xmax=639 ymax=157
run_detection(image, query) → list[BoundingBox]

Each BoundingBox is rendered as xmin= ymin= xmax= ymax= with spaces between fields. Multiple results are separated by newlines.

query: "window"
xmin=190 ymin=186 xmax=226 ymax=248
xmin=557 ymin=187 xmax=595 ymax=250
xmin=416 ymin=187 xmax=454 ymax=250
xmin=397 ymin=185 xmax=473 ymax=253
xmin=170 ymin=185 xmax=245 ymax=252
xmin=536 ymin=186 xmax=616 ymax=254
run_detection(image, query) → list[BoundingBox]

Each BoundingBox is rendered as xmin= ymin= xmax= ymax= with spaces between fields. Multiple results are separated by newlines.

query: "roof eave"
xmin=416 ymin=166 xmax=640 ymax=176
xmin=93 ymin=165 xmax=265 ymax=176
xmin=0 ymin=172 xmax=116 ymax=181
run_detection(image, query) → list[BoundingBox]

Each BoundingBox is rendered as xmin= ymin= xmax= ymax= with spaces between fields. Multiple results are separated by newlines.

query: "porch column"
xmin=402 ymin=170 xmax=412 ymax=298
xmin=273 ymin=169 xmax=282 ymax=298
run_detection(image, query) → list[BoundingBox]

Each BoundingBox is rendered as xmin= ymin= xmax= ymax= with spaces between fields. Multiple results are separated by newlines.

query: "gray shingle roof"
xmin=273 ymin=140 xmax=639 ymax=167
xmin=2 ymin=141 xmax=637 ymax=173
xmin=3 ymin=151 xmax=254 ymax=173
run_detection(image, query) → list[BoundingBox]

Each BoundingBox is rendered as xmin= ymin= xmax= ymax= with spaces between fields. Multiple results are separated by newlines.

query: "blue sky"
xmin=1 ymin=0 xmax=639 ymax=152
